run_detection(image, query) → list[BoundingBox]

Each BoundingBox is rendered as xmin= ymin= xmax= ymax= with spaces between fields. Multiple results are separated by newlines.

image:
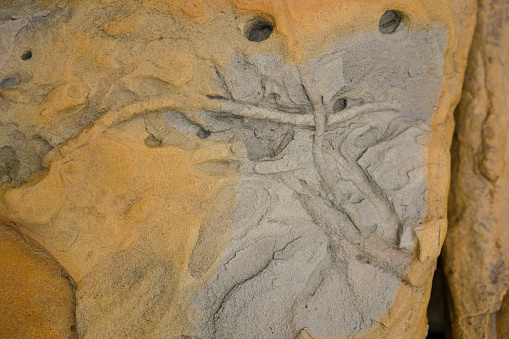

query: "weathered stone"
xmin=0 ymin=224 xmax=76 ymax=339
xmin=443 ymin=0 xmax=509 ymax=337
xmin=0 ymin=0 xmax=484 ymax=338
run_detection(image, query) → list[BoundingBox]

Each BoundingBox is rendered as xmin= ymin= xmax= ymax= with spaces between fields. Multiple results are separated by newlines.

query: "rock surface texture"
xmin=0 ymin=224 xmax=76 ymax=338
xmin=444 ymin=0 xmax=509 ymax=337
xmin=0 ymin=0 xmax=478 ymax=338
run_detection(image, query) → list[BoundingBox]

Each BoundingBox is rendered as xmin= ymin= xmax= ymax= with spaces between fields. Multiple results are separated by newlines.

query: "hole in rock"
xmin=21 ymin=50 xmax=32 ymax=60
xmin=379 ymin=10 xmax=402 ymax=34
xmin=0 ymin=77 xmax=19 ymax=88
xmin=144 ymin=135 xmax=163 ymax=148
xmin=244 ymin=19 xmax=273 ymax=42
xmin=197 ymin=128 xmax=211 ymax=139
xmin=333 ymin=98 xmax=347 ymax=112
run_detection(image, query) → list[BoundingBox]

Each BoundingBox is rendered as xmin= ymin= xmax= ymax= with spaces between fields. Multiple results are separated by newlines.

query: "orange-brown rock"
xmin=443 ymin=0 xmax=509 ymax=337
xmin=0 ymin=0 xmax=484 ymax=338
xmin=0 ymin=224 xmax=76 ymax=339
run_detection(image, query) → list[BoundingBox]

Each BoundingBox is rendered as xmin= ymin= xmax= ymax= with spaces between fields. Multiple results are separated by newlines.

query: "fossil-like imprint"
xmin=0 ymin=2 xmax=454 ymax=337
xmin=207 ymin=65 xmax=425 ymax=285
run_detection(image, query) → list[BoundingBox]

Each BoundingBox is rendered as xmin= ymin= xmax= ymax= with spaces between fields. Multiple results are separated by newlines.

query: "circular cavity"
xmin=21 ymin=50 xmax=32 ymax=60
xmin=244 ymin=19 xmax=273 ymax=42
xmin=333 ymin=98 xmax=347 ymax=112
xmin=197 ymin=128 xmax=211 ymax=139
xmin=379 ymin=10 xmax=402 ymax=34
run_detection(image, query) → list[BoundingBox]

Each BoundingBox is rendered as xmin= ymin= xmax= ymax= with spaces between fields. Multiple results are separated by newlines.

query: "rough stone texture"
xmin=0 ymin=224 xmax=76 ymax=339
xmin=0 ymin=1 xmax=477 ymax=338
xmin=443 ymin=0 xmax=509 ymax=337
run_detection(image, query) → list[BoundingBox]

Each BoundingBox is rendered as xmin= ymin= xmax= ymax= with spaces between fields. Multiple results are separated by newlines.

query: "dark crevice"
xmin=206 ymin=95 xmax=228 ymax=100
xmin=426 ymin=255 xmax=447 ymax=339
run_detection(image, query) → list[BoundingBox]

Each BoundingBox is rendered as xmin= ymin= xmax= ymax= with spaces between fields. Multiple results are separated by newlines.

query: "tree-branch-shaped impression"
xmin=47 ymin=55 xmax=427 ymax=288
xmin=295 ymin=64 xmax=425 ymax=286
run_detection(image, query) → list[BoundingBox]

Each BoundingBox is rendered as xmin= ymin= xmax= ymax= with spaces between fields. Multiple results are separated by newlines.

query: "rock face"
xmin=444 ymin=0 xmax=509 ymax=337
xmin=0 ymin=1 xmax=477 ymax=338
xmin=0 ymin=224 xmax=76 ymax=339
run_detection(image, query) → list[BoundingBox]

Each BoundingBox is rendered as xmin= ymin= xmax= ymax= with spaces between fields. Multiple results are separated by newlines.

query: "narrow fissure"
xmin=426 ymin=255 xmax=447 ymax=339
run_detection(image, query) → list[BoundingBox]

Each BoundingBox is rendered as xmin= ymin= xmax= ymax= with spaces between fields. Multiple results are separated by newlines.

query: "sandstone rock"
xmin=0 ymin=224 xmax=76 ymax=339
xmin=0 ymin=1 xmax=479 ymax=338
xmin=444 ymin=0 xmax=509 ymax=337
